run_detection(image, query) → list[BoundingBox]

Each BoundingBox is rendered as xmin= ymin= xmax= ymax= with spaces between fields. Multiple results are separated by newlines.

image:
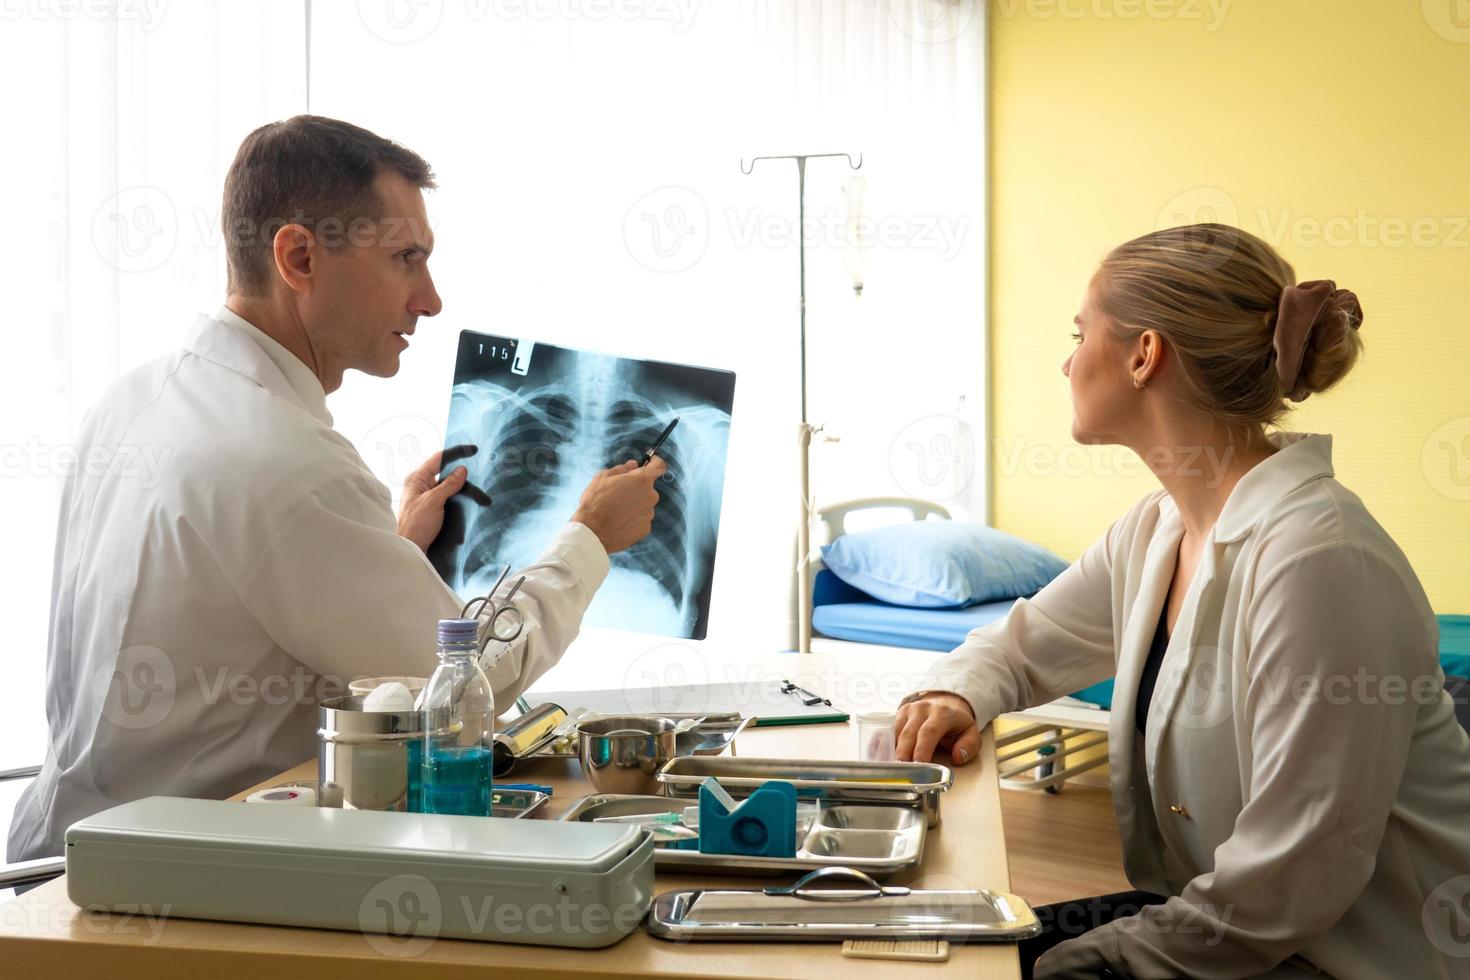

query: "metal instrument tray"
xmin=492 ymin=787 xmax=550 ymax=819
xmin=656 ymin=756 xmax=953 ymax=827
xmin=646 ymin=867 xmax=1041 ymax=943
xmin=559 ymin=794 xmax=925 ymax=876
xmin=526 ymin=715 xmax=751 ymax=760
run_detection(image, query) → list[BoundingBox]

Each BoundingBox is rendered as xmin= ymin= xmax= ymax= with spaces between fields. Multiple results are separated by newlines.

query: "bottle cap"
xmin=437 ymin=618 xmax=479 ymax=648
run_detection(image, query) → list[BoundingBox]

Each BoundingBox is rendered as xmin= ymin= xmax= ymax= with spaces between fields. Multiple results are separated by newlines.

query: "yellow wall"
xmin=988 ymin=0 xmax=1470 ymax=612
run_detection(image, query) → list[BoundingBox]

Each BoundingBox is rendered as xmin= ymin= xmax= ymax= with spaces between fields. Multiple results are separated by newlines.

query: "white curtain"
xmin=312 ymin=0 xmax=988 ymax=658
xmin=0 ymin=1 xmax=986 ymax=771
xmin=0 ymin=2 xmax=306 ymax=772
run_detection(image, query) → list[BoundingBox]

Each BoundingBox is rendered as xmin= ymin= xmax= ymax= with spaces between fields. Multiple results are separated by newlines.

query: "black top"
xmin=1134 ymin=604 xmax=1171 ymax=736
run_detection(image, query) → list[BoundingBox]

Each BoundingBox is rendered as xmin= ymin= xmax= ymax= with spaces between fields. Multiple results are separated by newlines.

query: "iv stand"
xmin=741 ymin=151 xmax=863 ymax=654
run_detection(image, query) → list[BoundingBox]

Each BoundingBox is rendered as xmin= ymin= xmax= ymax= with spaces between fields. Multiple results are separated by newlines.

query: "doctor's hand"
xmin=895 ymin=693 xmax=981 ymax=766
xmin=397 ymin=446 xmax=479 ymax=554
xmin=571 ymin=456 xmax=667 ymax=555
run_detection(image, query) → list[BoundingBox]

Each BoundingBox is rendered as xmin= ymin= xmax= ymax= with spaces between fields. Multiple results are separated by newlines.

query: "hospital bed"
xmin=803 ymin=497 xmax=1112 ymax=792
xmin=804 ymin=496 xmax=1470 ymax=793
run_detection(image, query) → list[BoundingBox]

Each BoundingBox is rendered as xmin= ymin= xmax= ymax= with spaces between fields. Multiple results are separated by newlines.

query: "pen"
xmin=638 ymin=417 xmax=679 ymax=467
xmin=780 ymin=679 xmax=832 ymax=707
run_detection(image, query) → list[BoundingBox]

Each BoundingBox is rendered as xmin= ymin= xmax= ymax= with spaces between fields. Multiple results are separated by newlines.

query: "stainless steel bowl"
xmin=317 ymin=695 xmax=451 ymax=811
xmin=576 ymin=715 xmax=678 ymax=796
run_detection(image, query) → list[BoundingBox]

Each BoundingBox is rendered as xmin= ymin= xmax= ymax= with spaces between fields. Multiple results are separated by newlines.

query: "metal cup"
xmin=317 ymin=695 xmax=450 ymax=811
xmin=576 ymin=715 xmax=678 ymax=796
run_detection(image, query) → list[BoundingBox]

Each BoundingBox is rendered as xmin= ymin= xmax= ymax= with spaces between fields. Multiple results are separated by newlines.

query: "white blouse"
xmin=915 ymin=430 xmax=1470 ymax=978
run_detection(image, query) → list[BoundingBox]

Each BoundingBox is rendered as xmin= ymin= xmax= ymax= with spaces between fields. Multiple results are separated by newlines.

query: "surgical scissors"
xmin=460 ymin=564 xmax=527 ymax=659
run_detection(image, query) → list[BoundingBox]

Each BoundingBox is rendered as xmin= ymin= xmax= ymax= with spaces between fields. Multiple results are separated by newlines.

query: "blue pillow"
xmin=819 ymin=521 xmax=1069 ymax=608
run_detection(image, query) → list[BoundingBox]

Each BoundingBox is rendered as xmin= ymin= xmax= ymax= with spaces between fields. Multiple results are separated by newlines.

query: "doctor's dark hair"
xmin=1093 ymin=224 xmax=1364 ymax=428
xmin=221 ymin=115 xmax=436 ymax=296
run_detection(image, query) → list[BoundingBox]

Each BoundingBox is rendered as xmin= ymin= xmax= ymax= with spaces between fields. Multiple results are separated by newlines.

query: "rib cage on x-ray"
xmin=428 ymin=332 xmax=736 ymax=640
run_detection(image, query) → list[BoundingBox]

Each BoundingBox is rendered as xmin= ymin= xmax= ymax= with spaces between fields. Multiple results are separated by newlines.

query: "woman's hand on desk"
xmin=894 ymin=693 xmax=980 ymax=766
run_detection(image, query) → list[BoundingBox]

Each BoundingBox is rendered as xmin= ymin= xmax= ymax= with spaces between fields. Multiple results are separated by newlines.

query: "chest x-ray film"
xmin=427 ymin=330 xmax=736 ymax=640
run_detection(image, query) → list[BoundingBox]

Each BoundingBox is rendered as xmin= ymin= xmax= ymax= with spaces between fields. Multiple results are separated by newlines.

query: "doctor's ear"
xmin=271 ymin=223 xmax=317 ymax=294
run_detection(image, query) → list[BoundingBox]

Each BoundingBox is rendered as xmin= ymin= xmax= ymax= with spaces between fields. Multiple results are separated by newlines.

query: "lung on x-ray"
xmin=427 ymin=330 xmax=736 ymax=640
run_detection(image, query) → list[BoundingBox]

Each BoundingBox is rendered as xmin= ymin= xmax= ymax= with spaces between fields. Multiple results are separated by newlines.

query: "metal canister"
xmin=317 ymin=695 xmax=451 ymax=811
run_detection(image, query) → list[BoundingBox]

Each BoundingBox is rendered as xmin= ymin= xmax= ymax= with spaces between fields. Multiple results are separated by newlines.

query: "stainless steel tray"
xmin=646 ymin=867 xmax=1041 ymax=942
xmin=559 ymin=794 xmax=924 ymax=876
xmin=526 ymin=715 xmax=751 ymax=761
xmin=490 ymin=787 xmax=550 ymax=818
xmin=656 ymin=756 xmax=953 ymax=827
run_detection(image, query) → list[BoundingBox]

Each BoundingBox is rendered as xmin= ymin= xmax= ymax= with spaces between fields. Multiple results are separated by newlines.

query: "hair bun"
xmin=1273 ymin=280 xmax=1364 ymax=402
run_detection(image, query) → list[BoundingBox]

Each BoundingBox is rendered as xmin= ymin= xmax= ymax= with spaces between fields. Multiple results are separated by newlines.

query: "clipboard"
xmin=524 ymin=681 xmax=849 ymax=728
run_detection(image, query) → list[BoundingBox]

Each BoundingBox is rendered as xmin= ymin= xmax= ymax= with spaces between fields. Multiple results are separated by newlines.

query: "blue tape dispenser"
xmin=697 ymin=776 xmax=798 ymax=858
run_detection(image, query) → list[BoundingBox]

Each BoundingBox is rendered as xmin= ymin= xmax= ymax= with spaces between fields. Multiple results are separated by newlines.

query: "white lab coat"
xmin=8 ymin=309 xmax=609 ymax=863
xmin=913 ymin=431 xmax=1470 ymax=979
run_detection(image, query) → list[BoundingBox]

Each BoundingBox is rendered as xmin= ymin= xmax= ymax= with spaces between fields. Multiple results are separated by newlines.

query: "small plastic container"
xmin=855 ymin=711 xmax=897 ymax=762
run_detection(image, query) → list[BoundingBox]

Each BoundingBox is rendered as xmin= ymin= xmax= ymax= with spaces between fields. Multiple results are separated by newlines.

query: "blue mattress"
xmin=811 ymin=570 xmax=1116 ymax=707
xmin=812 ymin=572 xmax=1470 ymax=712
xmin=812 ymin=598 xmax=1018 ymax=652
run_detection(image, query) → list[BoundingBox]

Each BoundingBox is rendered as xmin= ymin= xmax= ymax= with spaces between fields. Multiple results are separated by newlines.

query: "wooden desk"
xmin=0 ymin=651 xmax=1019 ymax=979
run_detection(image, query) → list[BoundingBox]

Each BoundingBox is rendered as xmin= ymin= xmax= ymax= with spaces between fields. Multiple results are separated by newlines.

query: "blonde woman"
xmin=895 ymin=224 xmax=1470 ymax=979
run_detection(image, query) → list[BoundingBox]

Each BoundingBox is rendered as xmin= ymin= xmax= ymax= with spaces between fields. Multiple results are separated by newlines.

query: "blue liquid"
xmin=421 ymin=744 xmax=493 ymax=816
xmin=407 ymin=739 xmax=424 ymax=813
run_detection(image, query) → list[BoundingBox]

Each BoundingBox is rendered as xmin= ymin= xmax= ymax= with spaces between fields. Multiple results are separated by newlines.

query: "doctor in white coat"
xmin=9 ymin=116 xmax=667 ymax=863
xmin=896 ymin=224 xmax=1470 ymax=979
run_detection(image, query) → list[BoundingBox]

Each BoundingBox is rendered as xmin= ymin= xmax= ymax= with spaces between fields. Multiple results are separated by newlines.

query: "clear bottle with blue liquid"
xmin=419 ymin=618 xmax=495 ymax=816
